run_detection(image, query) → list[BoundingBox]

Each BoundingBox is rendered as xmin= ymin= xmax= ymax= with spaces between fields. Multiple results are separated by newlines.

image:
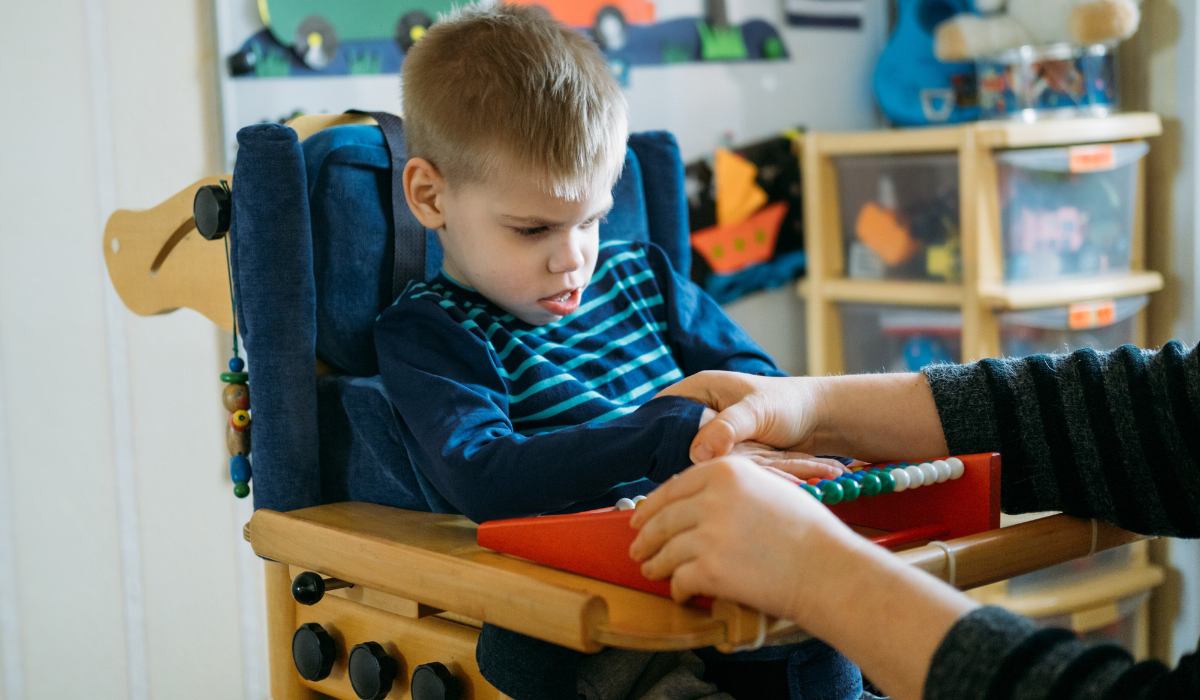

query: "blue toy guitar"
xmin=874 ymin=0 xmax=980 ymax=126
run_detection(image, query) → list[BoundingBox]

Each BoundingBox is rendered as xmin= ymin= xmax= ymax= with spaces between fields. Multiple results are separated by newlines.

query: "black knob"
xmin=411 ymin=662 xmax=460 ymax=700
xmin=291 ymin=623 xmax=336 ymax=682
xmin=349 ymin=642 xmax=398 ymax=700
xmin=292 ymin=572 xmax=327 ymax=605
xmin=193 ymin=184 xmax=231 ymax=240
xmin=292 ymin=572 xmax=353 ymax=605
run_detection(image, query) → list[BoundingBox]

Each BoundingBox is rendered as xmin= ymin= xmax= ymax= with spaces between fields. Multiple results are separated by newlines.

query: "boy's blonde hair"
xmin=401 ymin=2 xmax=628 ymax=200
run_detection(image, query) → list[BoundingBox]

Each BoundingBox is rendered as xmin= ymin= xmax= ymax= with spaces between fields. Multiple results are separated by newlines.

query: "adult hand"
xmin=629 ymin=458 xmax=976 ymax=700
xmin=660 ymin=371 xmax=949 ymax=466
xmin=658 ymin=372 xmax=819 ymax=464
xmin=628 ymin=457 xmax=851 ymax=618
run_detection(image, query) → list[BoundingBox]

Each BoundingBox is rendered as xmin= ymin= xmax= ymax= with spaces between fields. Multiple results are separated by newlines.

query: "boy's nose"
xmin=548 ymin=231 xmax=586 ymax=274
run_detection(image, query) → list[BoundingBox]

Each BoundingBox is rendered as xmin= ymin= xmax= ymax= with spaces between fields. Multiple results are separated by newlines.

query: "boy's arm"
xmin=646 ymin=245 xmax=786 ymax=378
xmin=375 ymin=301 xmax=706 ymax=522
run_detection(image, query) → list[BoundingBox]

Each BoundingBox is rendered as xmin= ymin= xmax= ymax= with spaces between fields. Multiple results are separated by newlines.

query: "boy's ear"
xmin=403 ymin=158 xmax=446 ymax=230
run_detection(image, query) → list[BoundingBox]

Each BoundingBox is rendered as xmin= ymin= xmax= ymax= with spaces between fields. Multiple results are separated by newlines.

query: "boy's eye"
xmin=515 ymin=226 xmax=550 ymax=236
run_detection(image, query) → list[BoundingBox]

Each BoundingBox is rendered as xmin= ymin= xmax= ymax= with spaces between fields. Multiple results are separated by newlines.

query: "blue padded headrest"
xmin=302 ymin=125 xmax=691 ymax=377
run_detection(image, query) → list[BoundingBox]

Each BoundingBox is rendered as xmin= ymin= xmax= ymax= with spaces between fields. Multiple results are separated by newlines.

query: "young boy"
xmin=375 ymin=4 xmax=859 ymax=699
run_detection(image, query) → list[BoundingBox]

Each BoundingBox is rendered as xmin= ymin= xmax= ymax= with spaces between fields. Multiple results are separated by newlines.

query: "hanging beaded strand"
xmin=217 ymin=180 xmax=252 ymax=498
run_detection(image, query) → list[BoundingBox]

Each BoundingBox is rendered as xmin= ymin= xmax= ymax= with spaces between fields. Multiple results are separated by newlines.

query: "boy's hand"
xmin=727 ymin=441 xmax=847 ymax=481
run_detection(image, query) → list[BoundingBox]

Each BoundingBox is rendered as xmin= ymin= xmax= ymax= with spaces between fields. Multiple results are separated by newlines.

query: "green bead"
xmin=801 ymin=484 xmax=821 ymax=499
xmin=221 ymin=372 xmax=249 ymax=384
xmin=820 ymin=480 xmax=843 ymax=505
xmin=859 ymin=472 xmax=881 ymax=497
xmin=840 ymin=478 xmax=860 ymax=502
xmin=878 ymin=470 xmax=896 ymax=494
xmin=233 ymin=482 xmax=250 ymax=498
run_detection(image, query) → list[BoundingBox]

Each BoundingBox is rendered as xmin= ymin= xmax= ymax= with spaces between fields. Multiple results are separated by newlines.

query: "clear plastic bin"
xmin=999 ymin=296 xmax=1147 ymax=357
xmin=834 ymin=154 xmax=961 ymax=282
xmin=1032 ymin=591 xmax=1149 ymax=654
xmin=998 ymin=142 xmax=1148 ymax=282
xmin=1007 ymin=544 xmax=1135 ymax=597
xmin=840 ymin=297 xmax=1144 ymax=372
xmin=839 ymin=304 xmax=962 ymax=373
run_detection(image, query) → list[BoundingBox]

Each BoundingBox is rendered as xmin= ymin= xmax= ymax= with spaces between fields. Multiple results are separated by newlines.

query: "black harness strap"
xmin=347 ymin=110 xmax=427 ymax=299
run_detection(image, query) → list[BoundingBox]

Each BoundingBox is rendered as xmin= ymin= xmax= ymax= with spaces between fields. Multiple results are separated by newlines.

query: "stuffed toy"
xmin=934 ymin=0 xmax=1141 ymax=61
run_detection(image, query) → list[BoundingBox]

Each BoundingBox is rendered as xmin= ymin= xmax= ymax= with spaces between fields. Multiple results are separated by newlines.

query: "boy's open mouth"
xmin=538 ymin=287 xmax=582 ymax=316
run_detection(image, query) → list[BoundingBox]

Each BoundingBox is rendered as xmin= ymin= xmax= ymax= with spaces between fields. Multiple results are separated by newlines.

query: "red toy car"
xmin=512 ymin=0 xmax=656 ymax=50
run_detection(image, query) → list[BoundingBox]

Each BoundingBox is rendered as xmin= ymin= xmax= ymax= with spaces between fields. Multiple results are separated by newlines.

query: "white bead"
xmin=919 ymin=462 xmax=938 ymax=484
xmin=947 ymin=457 xmax=965 ymax=480
xmin=905 ymin=465 xmax=925 ymax=488
xmin=933 ymin=460 xmax=951 ymax=483
xmin=615 ymin=498 xmax=636 ymax=511
xmin=891 ymin=469 xmax=910 ymax=492
xmin=632 ymin=495 xmax=647 ymax=507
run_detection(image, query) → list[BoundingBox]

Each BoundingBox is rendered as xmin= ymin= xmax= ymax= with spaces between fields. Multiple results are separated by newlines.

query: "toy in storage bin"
xmin=998 ymin=142 xmax=1148 ymax=282
xmin=839 ymin=304 xmax=962 ymax=373
xmin=999 ymin=295 xmax=1147 ymax=357
xmin=834 ymin=154 xmax=961 ymax=282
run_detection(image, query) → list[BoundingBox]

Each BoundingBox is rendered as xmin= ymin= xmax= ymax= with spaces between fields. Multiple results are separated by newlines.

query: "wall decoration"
xmin=225 ymin=0 xmax=788 ymax=81
xmin=784 ymin=0 xmax=865 ymax=29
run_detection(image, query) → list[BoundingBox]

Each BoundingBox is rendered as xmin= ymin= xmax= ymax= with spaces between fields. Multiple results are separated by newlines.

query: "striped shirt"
xmin=375 ymin=241 xmax=782 ymax=522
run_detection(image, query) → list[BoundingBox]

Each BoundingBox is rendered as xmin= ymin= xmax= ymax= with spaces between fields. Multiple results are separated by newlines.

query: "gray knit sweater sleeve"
xmin=924 ymin=341 xmax=1200 ymax=537
xmin=921 ymin=342 xmax=1200 ymax=700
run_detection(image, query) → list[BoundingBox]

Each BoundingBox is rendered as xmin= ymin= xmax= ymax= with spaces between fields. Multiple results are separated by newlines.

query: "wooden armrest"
xmin=247 ymin=503 xmax=1148 ymax=655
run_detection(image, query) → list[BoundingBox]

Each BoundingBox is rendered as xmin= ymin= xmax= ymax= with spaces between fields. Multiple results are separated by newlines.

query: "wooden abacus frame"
xmin=800 ymin=112 xmax=1164 ymax=375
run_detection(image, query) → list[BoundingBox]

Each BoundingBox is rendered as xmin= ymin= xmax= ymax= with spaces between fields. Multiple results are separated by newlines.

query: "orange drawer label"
xmin=1068 ymin=144 xmax=1116 ymax=173
xmin=1068 ymin=300 xmax=1117 ymax=329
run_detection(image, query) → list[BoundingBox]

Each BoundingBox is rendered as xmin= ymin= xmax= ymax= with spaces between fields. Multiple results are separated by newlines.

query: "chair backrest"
xmin=230 ymin=120 xmax=691 ymax=514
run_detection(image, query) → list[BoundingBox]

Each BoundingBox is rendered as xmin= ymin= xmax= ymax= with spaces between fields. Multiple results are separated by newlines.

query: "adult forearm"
xmin=802 ymin=372 xmax=948 ymax=462
xmin=790 ymin=524 xmax=976 ymax=700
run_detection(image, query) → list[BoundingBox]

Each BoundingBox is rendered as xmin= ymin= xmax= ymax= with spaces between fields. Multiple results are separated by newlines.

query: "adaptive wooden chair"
xmin=104 ymin=113 xmax=1150 ymax=700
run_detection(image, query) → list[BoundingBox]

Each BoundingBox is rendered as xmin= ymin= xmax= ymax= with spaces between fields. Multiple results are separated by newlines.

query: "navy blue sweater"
xmin=375 ymin=241 xmax=783 ymax=522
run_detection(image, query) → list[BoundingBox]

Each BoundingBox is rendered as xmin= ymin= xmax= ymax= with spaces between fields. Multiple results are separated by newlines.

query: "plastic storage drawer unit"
xmin=839 ymin=304 xmax=963 ymax=373
xmin=999 ymin=296 xmax=1147 ymax=357
xmin=998 ymin=142 xmax=1148 ymax=283
xmin=834 ymin=154 xmax=961 ymax=282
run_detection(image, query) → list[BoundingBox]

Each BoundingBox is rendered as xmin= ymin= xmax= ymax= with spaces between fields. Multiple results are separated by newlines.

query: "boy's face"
xmin=410 ymin=158 xmax=611 ymax=326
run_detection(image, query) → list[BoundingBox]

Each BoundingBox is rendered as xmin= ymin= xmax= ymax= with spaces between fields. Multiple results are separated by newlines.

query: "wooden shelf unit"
xmin=801 ymin=113 xmax=1164 ymax=375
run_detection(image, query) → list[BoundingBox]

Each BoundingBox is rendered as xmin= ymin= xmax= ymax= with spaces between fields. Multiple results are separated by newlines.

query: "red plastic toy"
xmin=477 ymin=453 xmax=1001 ymax=600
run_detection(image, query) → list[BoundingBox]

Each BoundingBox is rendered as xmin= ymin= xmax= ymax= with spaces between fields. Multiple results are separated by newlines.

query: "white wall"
xmin=0 ymin=1 xmax=263 ymax=699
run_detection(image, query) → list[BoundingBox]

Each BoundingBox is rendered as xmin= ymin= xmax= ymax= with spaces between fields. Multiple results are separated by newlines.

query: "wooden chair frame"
xmin=106 ymin=115 xmax=1151 ymax=700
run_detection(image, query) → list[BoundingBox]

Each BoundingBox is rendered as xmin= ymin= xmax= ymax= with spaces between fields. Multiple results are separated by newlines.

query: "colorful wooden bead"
xmin=820 ymin=480 xmax=843 ymax=505
xmin=933 ymin=460 xmax=951 ymax=483
xmin=615 ymin=498 xmax=635 ymax=511
xmin=917 ymin=462 xmax=938 ymax=484
xmin=229 ymin=357 xmax=245 ymax=372
xmin=222 ymin=383 xmax=250 ymax=412
xmin=891 ymin=468 xmax=910 ymax=492
xmin=878 ymin=470 xmax=895 ymax=494
xmin=230 ymin=454 xmax=251 ymax=483
xmin=859 ymin=472 xmax=881 ymax=497
xmin=947 ymin=457 xmax=965 ymax=480
xmin=838 ymin=477 xmax=860 ymax=502
xmin=221 ymin=371 xmax=249 ymax=384
xmin=230 ymin=410 xmax=251 ymax=431
xmin=233 ymin=482 xmax=250 ymax=499
xmin=904 ymin=465 xmax=925 ymax=488
xmin=227 ymin=423 xmax=250 ymax=456
xmin=801 ymin=484 xmax=821 ymax=499
xmin=632 ymin=495 xmax=647 ymax=507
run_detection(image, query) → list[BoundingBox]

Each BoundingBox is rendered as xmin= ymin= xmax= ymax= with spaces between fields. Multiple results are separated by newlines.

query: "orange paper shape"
xmin=715 ymin=149 xmax=769 ymax=226
xmin=690 ymin=201 xmax=787 ymax=274
xmin=855 ymin=202 xmax=920 ymax=266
